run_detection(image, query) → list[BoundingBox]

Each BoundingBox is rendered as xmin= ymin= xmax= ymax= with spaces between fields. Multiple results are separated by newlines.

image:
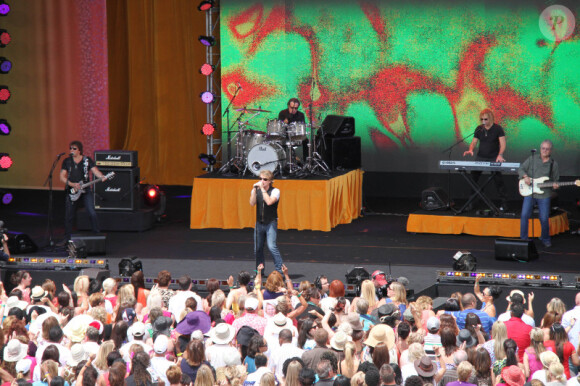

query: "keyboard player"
xmin=463 ymin=109 xmax=509 ymax=211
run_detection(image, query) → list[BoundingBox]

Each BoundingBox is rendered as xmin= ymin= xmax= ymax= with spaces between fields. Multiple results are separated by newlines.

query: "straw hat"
xmin=30 ymin=286 xmax=48 ymax=301
xmin=330 ymin=331 xmax=352 ymax=351
xmin=63 ymin=315 xmax=93 ymax=343
xmin=67 ymin=344 xmax=88 ymax=367
xmin=210 ymin=322 xmax=236 ymax=345
xmin=3 ymin=340 xmax=28 ymax=362
xmin=363 ymin=324 xmax=395 ymax=349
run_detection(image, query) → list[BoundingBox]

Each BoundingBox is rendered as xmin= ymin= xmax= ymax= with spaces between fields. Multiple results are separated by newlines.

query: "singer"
xmin=518 ymin=140 xmax=559 ymax=248
xmin=249 ymin=170 xmax=284 ymax=274
xmin=463 ymin=108 xmax=509 ymax=211
xmin=278 ymin=98 xmax=305 ymax=124
xmin=59 ymin=140 xmax=106 ymax=241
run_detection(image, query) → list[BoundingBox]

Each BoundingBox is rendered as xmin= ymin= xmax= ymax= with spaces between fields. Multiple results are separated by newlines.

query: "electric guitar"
xmin=69 ymin=172 xmax=115 ymax=202
xmin=518 ymin=176 xmax=580 ymax=197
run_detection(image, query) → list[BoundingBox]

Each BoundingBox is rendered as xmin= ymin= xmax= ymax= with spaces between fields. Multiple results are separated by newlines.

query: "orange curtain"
xmin=107 ymin=0 xmax=214 ymax=185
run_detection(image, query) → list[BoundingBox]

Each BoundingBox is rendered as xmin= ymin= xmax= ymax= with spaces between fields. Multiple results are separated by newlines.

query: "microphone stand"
xmin=441 ymin=129 xmax=478 ymax=212
xmin=305 ymin=76 xmax=330 ymax=176
xmin=43 ymin=153 xmax=65 ymax=249
xmin=222 ymin=84 xmax=242 ymax=164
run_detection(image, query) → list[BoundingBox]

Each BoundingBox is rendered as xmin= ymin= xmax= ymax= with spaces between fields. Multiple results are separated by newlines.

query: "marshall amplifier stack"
xmin=94 ymin=150 xmax=140 ymax=211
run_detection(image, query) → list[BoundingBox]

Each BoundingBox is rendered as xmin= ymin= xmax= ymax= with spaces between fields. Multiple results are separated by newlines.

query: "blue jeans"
xmin=520 ymin=195 xmax=551 ymax=244
xmin=65 ymin=188 xmax=99 ymax=239
xmin=254 ymin=220 xmax=283 ymax=273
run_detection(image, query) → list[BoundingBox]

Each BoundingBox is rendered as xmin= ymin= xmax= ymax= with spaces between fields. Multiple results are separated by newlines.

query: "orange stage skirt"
xmin=407 ymin=211 xmax=569 ymax=237
xmin=190 ymin=169 xmax=363 ymax=231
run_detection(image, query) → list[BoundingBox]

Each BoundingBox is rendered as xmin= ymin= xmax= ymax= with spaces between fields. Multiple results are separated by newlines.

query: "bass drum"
xmin=240 ymin=130 xmax=266 ymax=156
xmin=247 ymin=142 xmax=286 ymax=176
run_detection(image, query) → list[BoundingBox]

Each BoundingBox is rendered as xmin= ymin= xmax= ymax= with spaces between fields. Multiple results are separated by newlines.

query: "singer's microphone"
xmin=237 ymin=82 xmax=243 ymax=90
xmin=57 ymin=152 xmax=66 ymax=157
xmin=531 ymin=149 xmax=537 ymax=153
xmin=69 ymin=152 xmax=74 ymax=157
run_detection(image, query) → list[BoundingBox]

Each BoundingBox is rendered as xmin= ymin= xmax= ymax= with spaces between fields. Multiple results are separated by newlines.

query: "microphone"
xmin=237 ymin=82 xmax=243 ymax=90
xmin=531 ymin=149 xmax=537 ymax=153
xmin=57 ymin=152 xmax=66 ymax=157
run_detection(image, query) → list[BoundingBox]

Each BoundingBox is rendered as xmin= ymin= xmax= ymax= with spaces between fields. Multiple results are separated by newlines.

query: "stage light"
xmin=0 ymin=2 xmax=10 ymax=16
xmin=144 ymin=185 xmax=161 ymax=206
xmin=436 ymin=270 xmax=561 ymax=287
xmin=202 ymin=123 xmax=216 ymax=136
xmin=199 ymin=153 xmax=216 ymax=166
xmin=197 ymin=0 xmax=215 ymax=11
xmin=200 ymin=63 xmax=215 ymax=76
xmin=0 ymin=58 xmax=11 ymax=74
xmin=0 ymin=153 xmax=12 ymax=170
xmin=1 ymin=191 xmax=12 ymax=204
xmin=0 ymin=86 xmax=10 ymax=103
xmin=200 ymin=91 xmax=215 ymax=104
xmin=0 ymin=29 xmax=10 ymax=47
xmin=452 ymin=250 xmax=477 ymax=271
xmin=0 ymin=119 xmax=10 ymax=135
xmin=118 ymin=256 xmax=142 ymax=277
xmin=198 ymin=35 xmax=215 ymax=47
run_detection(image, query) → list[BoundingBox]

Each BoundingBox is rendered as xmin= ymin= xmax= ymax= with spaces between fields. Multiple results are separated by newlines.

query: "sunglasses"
xmin=261 ymin=178 xmax=270 ymax=181
xmin=480 ymin=118 xmax=488 ymax=121
xmin=70 ymin=147 xmax=78 ymax=150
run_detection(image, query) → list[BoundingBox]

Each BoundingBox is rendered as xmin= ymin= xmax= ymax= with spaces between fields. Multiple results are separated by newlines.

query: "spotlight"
xmin=200 ymin=91 xmax=215 ymax=104
xmin=0 ymin=119 xmax=10 ymax=135
xmin=200 ymin=63 xmax=215 ymax=76
xmin=0 ymin=153 xmax=12 ymax=170
xmin=197 ymin=0 xmax=215 ymax=11
xmin=1 ymin=191 xmax=12 ymax=204
xmin=0 ymin=86 xmax=11 ymax=103
xmin=67 ymin=239 xmax=87 ymax=259
xmin=198 ymin=153 xmax=217 ymax=166
xmin=202 ymin=123 xmax=216 ymax=136
xmin=0 ymin=2 xmax=10 ymax=16
xmin=0 ymin=29 xmax=10 ymax=47
xmin=198 ymin=35 xmax=215 ymax=47
xmin=0 ymin=57 xmax=11 ymax=74
xmin=345 ymin=266 xmax=370 ymax=296
xmin=452 ymin=251 xmax=477 ymax=271
xmin=144 ymin=185 xmax=161 ymax=206
xmin=118 ymin=256 xmax=143 ymax=277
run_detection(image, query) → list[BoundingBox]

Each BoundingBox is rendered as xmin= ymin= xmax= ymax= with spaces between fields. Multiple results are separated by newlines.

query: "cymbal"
xmin=239 ymin=121 xmax=258 ymax=128
xmin=235 ymin=107 xmax=272 ymax=113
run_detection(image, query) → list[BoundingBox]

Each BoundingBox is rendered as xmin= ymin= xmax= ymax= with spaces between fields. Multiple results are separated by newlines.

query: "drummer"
xmin=278 ymin=98 xmax=305 ymax=124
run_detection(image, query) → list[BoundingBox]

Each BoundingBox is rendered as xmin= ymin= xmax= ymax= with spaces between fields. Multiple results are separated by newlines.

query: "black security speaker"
xmin=321 ymin=115 xmax=355 ymax=137
xmin=94 ymin=167 xmax=140 ymax=211
xmin=421 ymin=187 xmax=451 ymax=210
xmin=495 ymin=238 xmax=538 ymax=262
xmin=322 ymin=137 xmax=361 ymax=170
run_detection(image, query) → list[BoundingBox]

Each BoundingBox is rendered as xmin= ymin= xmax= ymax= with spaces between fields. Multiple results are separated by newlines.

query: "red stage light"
xmin=202 ymin=123 xmax=216 ymax=136
xmin=198 ymin=1 xmax=215 ymax=12
xmin=144 ymin=185 xmax=161 ymax=206
xmin=200 ymin=63 xmax=214 ymax=76
xmin=0 ymin=29 xmax=11 ymax=47
xmin=0 ymin=153 xmax=12 ymax=170
xmin=0 ymin=86 xmax=11 ymax=103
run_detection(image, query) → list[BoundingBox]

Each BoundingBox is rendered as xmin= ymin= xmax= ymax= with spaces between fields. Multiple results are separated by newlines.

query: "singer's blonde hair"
xmin=259 ymin=170 xmax=274 ymax=182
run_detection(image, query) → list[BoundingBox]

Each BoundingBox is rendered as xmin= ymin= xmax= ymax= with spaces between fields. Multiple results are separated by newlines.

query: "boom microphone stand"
xmin=441 ymin=129 xmax=478 ymax=212
xmin=43 ymin=152 xmax=66 ymax=249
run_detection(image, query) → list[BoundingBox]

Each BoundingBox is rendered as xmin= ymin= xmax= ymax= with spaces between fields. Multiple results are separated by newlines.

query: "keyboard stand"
xmin=457 ymin=171 xmax=501 ymax=216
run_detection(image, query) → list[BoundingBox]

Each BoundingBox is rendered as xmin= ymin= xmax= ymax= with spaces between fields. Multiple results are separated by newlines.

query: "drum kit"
xmin=219 ymin=107 xmax=330 ymax=177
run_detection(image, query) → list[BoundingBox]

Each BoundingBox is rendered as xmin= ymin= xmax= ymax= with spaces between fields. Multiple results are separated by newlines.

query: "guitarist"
xmin=518 ymin=139 xmax=559 ymax=248
xmin=59 ymin=140 xmax=107 ymax=241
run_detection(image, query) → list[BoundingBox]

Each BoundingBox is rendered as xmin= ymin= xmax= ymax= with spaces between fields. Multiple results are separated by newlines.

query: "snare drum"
xmin=240 ymin=130 xmax=266 ymax=156
xmin=287 ymin=122 xmax=310 ymax=141
xmin=247 ymin=142 xmax=286 ymax=176
xmin=266 ymin=119 xmax=287 ymax=138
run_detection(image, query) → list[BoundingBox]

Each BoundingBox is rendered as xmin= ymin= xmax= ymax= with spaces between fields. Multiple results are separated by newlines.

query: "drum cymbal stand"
xmin=283 ymin=137 xmax=302 ymax=177
xmin=304 ymin=77 xmax=330 ymax=176
xmin=218 ymin=115 xmax=246 ymax=175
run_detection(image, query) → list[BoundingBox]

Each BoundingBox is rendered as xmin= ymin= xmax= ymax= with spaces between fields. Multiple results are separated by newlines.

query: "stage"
xmin=407 ymin=209 xmax=570 ymax=237
xmin=190 ymin=169 xmax=363 ymax=231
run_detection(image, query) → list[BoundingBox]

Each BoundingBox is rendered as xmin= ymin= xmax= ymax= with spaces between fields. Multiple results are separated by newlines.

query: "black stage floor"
xmin=2 ymin=186 xmax=579 ymax=292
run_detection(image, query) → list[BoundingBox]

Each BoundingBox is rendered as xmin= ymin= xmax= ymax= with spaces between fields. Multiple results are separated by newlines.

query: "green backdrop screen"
xmin=221 ymin=0 xmax=579 ymax=175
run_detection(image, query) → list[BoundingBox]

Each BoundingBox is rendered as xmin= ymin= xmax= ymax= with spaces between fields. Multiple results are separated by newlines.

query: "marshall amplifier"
xmin=94 ymin=167 xmax=140 ymax=211
xmin=95 ymin=150 xmax=138 ymax=168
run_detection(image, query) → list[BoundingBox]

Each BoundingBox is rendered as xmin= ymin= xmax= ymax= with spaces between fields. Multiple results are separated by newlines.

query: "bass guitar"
xmin=69 ymin=172 xmax=115 ymax=202
xmin=518 ymin=176 xmax=580 ymax=197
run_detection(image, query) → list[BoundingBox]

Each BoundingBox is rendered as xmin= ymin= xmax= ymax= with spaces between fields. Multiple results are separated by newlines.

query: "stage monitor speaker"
xmin=94 ymin=167 xmax=140 ymax=211
xmin=421 ymin=187 xmax=450 ymax=210
xmin=322 ymin=136 xmax=361 ymax=170
xmin=81 ymin=268 xmax=110 ymax=294
xmin=321 ymin=115 xmax=355 ymax=137
xmin=71 ymin=233 xmax=107 ymax=255
xmin=495 ymin=238 xmax=538 ymax=262
xmin=6 ymin=232 xmax=38 ymax=254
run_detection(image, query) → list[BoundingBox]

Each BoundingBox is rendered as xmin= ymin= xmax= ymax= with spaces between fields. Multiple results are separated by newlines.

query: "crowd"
xmin=0 ymin=265 xmax=579 ymax=386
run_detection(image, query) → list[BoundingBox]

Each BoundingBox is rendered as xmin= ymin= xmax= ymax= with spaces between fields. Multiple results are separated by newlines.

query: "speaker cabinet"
xmin=321 ymin=115 xmax=355 ymax=137
xmin=322 ymin=136 xmax=361 ymax=170
xmin=6 ymin=232 xmax=38 ymax=254
xmin=495 ymin=238 xmax=538 ymax=262
xmin=94 ymin=167 xmax=140 ymax=211
xmin=71 ymin=233 xmax=107 ymax=255
xmin=421 ymin=187 xmax=451 ymax=210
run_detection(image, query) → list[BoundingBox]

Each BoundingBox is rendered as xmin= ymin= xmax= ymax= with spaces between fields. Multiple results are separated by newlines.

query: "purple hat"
xmin=175 ymin=311 xmax=211 ymax=335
